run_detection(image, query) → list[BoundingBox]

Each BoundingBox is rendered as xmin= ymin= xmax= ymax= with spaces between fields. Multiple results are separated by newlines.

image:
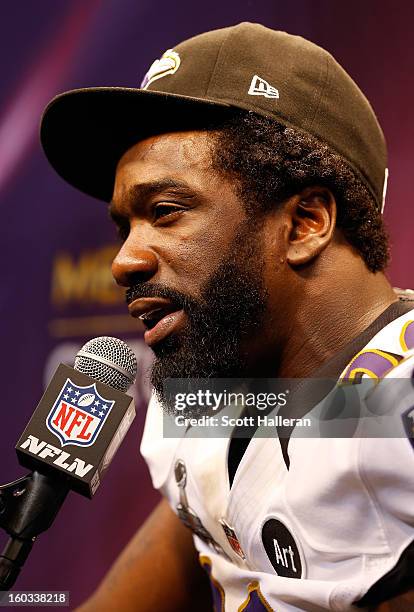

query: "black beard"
xmin=126 ymin=218 xmax=268 ymax=412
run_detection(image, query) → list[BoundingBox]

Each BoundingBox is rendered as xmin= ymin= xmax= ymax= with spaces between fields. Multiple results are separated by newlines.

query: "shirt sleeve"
xmin=355 ymin=352 xmax=414 ymax=604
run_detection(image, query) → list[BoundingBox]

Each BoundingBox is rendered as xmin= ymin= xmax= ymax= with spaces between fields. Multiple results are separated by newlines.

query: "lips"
xmin=128 ymin=297 xmax=187 ymax=347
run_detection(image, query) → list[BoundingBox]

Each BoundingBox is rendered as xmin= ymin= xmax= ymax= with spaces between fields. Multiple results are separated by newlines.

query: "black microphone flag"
xmin=15 ymin=362 xmax=135 ymax=498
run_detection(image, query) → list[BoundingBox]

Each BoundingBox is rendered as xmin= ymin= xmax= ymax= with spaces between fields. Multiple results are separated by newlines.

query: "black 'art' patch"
xmin=262 ymin=518 xmax=303 ymax=579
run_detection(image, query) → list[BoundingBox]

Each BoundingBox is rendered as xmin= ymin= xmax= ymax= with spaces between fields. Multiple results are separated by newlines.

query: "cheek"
xmin=163 ymin=215 xmax=243 ymax=290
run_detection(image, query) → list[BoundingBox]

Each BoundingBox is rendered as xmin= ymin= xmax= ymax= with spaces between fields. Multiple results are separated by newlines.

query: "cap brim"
xmin=40 ymin=87 xmax=232 ymax=202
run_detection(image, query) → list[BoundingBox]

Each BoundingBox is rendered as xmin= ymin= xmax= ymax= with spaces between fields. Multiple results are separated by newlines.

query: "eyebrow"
xmin=109 ymin=178 xmax=195 ymax=215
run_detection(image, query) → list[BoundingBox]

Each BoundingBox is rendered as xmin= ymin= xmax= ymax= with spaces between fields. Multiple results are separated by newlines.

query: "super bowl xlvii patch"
xmin=141 ymin=49 xmax=181 ymax=89
xmin=46 ymin=378 xmax=114 ymax=447
xmin=402 ymin=405 xmax=414 ymax=450
xmin=262 ymin=518 xmax=304 ymax=579
xmin=219 ymin=518 xmax=246 ymax=560
xmin=174 ymin=459 xmax=227 ymax=558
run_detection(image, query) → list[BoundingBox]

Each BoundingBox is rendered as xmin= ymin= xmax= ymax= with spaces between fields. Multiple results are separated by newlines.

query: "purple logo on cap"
xmin=141 ymin=49 xmax=180 ymax=89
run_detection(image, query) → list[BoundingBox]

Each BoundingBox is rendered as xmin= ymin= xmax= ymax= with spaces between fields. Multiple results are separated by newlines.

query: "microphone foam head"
xmin=74 ymin=336 xmax=137 ymax=392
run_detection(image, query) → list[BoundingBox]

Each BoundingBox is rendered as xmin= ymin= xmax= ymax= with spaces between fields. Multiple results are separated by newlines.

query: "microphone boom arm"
xmin=0 ymin=472 xmax=69 ymax=590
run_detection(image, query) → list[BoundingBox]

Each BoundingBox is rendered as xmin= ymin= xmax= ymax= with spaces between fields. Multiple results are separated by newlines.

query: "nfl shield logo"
xmin=219 ymin=519 xmax=246 ymax=560
xmin=46 ymin=378 xmax=114 ymax=447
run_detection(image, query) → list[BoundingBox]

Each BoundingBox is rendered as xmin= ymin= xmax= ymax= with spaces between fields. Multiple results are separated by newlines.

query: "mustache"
xmin=125 ymin=282 xmax=197 ymax=311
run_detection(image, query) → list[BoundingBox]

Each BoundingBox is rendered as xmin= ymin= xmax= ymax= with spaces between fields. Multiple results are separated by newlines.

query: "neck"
xmin=255 ymin=248 xmax=397 ymax=379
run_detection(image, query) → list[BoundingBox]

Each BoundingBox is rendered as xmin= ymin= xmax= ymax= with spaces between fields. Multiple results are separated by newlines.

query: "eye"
xmin=153 ymin=203 xmax=186 ymax=222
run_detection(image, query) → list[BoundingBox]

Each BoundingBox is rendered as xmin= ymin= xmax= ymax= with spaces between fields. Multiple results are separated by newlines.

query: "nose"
xmin=112 ymin=237 xmax=159 ymax=287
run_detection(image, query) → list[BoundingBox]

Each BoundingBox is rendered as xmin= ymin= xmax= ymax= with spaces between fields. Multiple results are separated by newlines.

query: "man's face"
xmin=110 ymin=130 xmax=287 ymax=404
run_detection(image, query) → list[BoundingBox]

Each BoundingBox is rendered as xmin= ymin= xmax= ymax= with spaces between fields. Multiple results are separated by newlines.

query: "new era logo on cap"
xmin=248 ymin=75 xmax=279 ymax=99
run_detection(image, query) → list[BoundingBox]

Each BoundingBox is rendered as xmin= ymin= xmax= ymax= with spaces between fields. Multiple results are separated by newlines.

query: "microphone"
xmin=0 ymin=336 xmax=137 ymax=590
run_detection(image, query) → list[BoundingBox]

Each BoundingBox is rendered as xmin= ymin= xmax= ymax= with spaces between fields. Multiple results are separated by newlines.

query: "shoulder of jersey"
xmin=339 ymin=299 xmax=414 ymax=383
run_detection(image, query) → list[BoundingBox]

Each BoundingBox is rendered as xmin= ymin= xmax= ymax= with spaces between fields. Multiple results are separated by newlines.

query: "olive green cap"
xmin=40 ymin=22 xmax=388 ymax=208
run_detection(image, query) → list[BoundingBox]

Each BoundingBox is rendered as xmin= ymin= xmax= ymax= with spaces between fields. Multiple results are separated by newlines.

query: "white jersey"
xmin=141 ymin=307 xmax=414 ymax=611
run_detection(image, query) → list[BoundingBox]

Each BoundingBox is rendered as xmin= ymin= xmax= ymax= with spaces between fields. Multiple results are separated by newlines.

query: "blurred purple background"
xmin=0 ymin=0 xmax=413 ymax=608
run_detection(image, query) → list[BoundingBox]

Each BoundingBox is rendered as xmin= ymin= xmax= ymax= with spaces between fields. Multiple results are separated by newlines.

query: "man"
xmin=40 ymin=23 xmax=414 ymax=611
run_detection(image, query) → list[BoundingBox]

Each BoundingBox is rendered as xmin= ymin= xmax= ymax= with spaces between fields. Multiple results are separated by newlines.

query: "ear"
xmin=286 ymin=186 xmax=337 ymax=266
